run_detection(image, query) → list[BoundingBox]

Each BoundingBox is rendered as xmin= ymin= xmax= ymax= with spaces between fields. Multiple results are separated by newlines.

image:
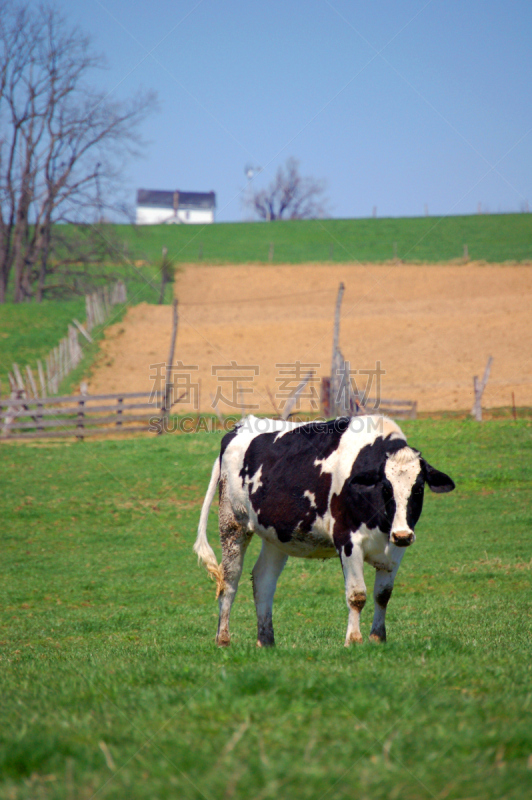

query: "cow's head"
xmin=349 ymin=445 xmax=455 ymax=546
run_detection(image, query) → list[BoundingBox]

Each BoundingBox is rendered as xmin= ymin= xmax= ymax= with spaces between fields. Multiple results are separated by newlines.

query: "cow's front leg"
xmin=217 ymin=523 xmax=253 ymax=647
xmin=339 ymin=542 xmax=366 ymax=646
xmin=252 ymin=540 xmax=288 ymax=647
xmin=369 ymin=550 xmax=405 ymax=643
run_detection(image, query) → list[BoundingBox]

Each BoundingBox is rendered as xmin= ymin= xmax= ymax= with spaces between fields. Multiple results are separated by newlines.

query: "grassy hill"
xmin=112 ymin=213 xmax=532 ymax=265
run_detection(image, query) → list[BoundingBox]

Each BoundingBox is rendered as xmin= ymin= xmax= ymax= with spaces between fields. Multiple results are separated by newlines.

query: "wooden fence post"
xmin=51 ymin=349 xmax=56 ymax=392
xmin=48 ymin=354 xmax=53 ymax=394
xmin=281 ymin=371 xmax=312 ymax=420
xmin=160 ymin=298 xmax=179 ymax=432
xmin=91 ymin=293 xmax=97 ymax=325
xmin=45 ymin=357 xmax=51 ymax=395
xmin=58 ymin=339 xmax=64 ymax=380
xmin=73 ymin=318 xmax=92 ymax=343
xmin=103 ymin=285 xmax=110 ymax=317
xmin=330 ymin=282 xmax=345 ymax=417
xmin=54 ymin=346 xmax=60 ymax=389
xmin=336 ymin=352 xmax=359 ymax=416
xmin=321 ymin=376 xmax=331 ymax=417
xmin=85 ymin=295 xmax=92 ymax=331
xmin=37 ymin=360 xmax=46 ymax=396
xmin=116 ymin=280 xmax=126 ymax=303
xmin=49 ymin=353 xmax=54 ymax=394
xmin=12 ymin=363 xmax=25 ymax=391
xmin=471 ymin=356 xmax=493 ymax=421
xmin=76 ymin=398 xmax=85 ymax=440
xmin=36 ymin=399 xmax=44 ymax=433
xmin=67 ymin=326 xmax=74 ymax=370
xmin=25 ymin=366 xmax=38 ymax=398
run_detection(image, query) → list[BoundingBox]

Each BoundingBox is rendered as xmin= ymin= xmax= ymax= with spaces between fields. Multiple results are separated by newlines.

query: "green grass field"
xmin=112 ymin=213 xmax=532 ymax=264
xmin=1 ymin=419 xmax=531 ymax=799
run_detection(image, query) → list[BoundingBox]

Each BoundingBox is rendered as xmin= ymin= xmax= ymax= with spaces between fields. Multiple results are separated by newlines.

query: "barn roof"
xmin=136 ymin=189 xmax=216 ymax=210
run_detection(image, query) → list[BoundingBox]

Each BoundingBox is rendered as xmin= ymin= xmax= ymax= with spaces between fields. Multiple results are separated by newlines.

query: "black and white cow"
xmin=194 ymin=414 xmax=454 ymax=647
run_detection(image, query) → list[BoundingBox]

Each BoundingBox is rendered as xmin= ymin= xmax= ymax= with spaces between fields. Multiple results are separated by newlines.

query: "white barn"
xmin=136 ymin=189 xmax=216 ymax=225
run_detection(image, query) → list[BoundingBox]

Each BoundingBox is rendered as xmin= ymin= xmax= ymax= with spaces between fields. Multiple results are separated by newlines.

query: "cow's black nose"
xmin=391 ymin=531 xmax=415 ymax=547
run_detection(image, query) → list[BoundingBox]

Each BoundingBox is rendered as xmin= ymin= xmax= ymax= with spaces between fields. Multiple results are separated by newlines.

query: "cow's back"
xmin=218 ymin=415 xmax=406 ymax=555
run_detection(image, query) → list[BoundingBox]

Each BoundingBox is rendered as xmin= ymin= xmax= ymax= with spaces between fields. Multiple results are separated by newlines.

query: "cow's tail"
xmin=194 ymin=457 xmax=225 ymax=598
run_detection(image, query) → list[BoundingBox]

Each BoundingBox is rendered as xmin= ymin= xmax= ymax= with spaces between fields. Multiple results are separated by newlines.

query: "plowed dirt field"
xmin=87 ymin=263 xmax=532 ymax=413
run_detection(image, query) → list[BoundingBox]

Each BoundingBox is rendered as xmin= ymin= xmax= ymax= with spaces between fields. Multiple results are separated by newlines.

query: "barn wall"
xmin=136 ymin=206 xmax=214 ymax=225
xmin=176 ymin=209 xmax=214 ymax=224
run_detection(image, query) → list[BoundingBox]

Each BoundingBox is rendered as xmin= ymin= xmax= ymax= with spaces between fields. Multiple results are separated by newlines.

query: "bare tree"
xmin=246 ymin=157 xmax=329 ymax=221
xmin=0 ymin=2 xmax=156 ymax=302
xmin=35 ymin=223 xmax=129 ymax=299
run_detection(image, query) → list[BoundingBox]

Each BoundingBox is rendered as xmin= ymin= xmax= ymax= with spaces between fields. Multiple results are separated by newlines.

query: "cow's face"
xmin=349 ymin=446 xmax=455 ymax=546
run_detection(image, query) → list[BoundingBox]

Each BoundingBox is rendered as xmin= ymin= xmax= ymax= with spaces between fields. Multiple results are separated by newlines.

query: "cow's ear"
xmin=350 ymin=469 xmax=381 ymax=488
xmin=421 ymin=460 xmax=455 ymax=493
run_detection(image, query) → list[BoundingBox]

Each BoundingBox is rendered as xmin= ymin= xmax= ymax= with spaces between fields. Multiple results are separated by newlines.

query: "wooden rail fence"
xmin=6 ymin=280 xmax=127 ymax=399
xmin=363 ymin=397 xmax=418 ymax=419
xmin=0 ymin=392 xmax=161 ymax=441
xmin=320 ymin=375 xmax=417 ymax=420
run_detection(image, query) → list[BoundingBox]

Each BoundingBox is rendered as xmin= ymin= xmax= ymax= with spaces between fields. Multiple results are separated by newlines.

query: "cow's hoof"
xmin=216 ymin=633 xmax=231 ymax=647
xmin=369 ymin=633 xmax=386 ymax=643
xmin=345 ymin=634 xmax=363 ymax=646
xmin=256 ymin=639 xmax=275 ymax=648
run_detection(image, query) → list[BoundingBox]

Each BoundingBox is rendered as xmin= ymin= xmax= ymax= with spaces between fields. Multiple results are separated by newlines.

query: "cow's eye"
xmin=413 ymin=484 xmax=423 ymax=495
xmin=383 ymin=484 xmax=393 ymax=500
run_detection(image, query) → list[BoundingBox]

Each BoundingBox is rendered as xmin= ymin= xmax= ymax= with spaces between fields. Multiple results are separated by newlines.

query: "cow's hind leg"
xmin=217 ymin=518 xmax=253 ymax=647
xmin=252 ymin=540 xmax=288 ymax=647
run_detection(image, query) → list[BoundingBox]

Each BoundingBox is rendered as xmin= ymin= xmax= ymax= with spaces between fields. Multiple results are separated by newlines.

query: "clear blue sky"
xmin=47 ymin=0 xmax=532 ymax=222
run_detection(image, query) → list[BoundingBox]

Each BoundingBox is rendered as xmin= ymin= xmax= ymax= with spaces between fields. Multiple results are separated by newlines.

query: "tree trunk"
xmin=12 ymin=185 xmax=32 ymax=303
xmin=0 ymin=221 xmax=15 ymax=303
xmin=36 ymin=222 xmax=52 ymax=303
xmin=0 ymin=251 xmax=8 ymax=303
